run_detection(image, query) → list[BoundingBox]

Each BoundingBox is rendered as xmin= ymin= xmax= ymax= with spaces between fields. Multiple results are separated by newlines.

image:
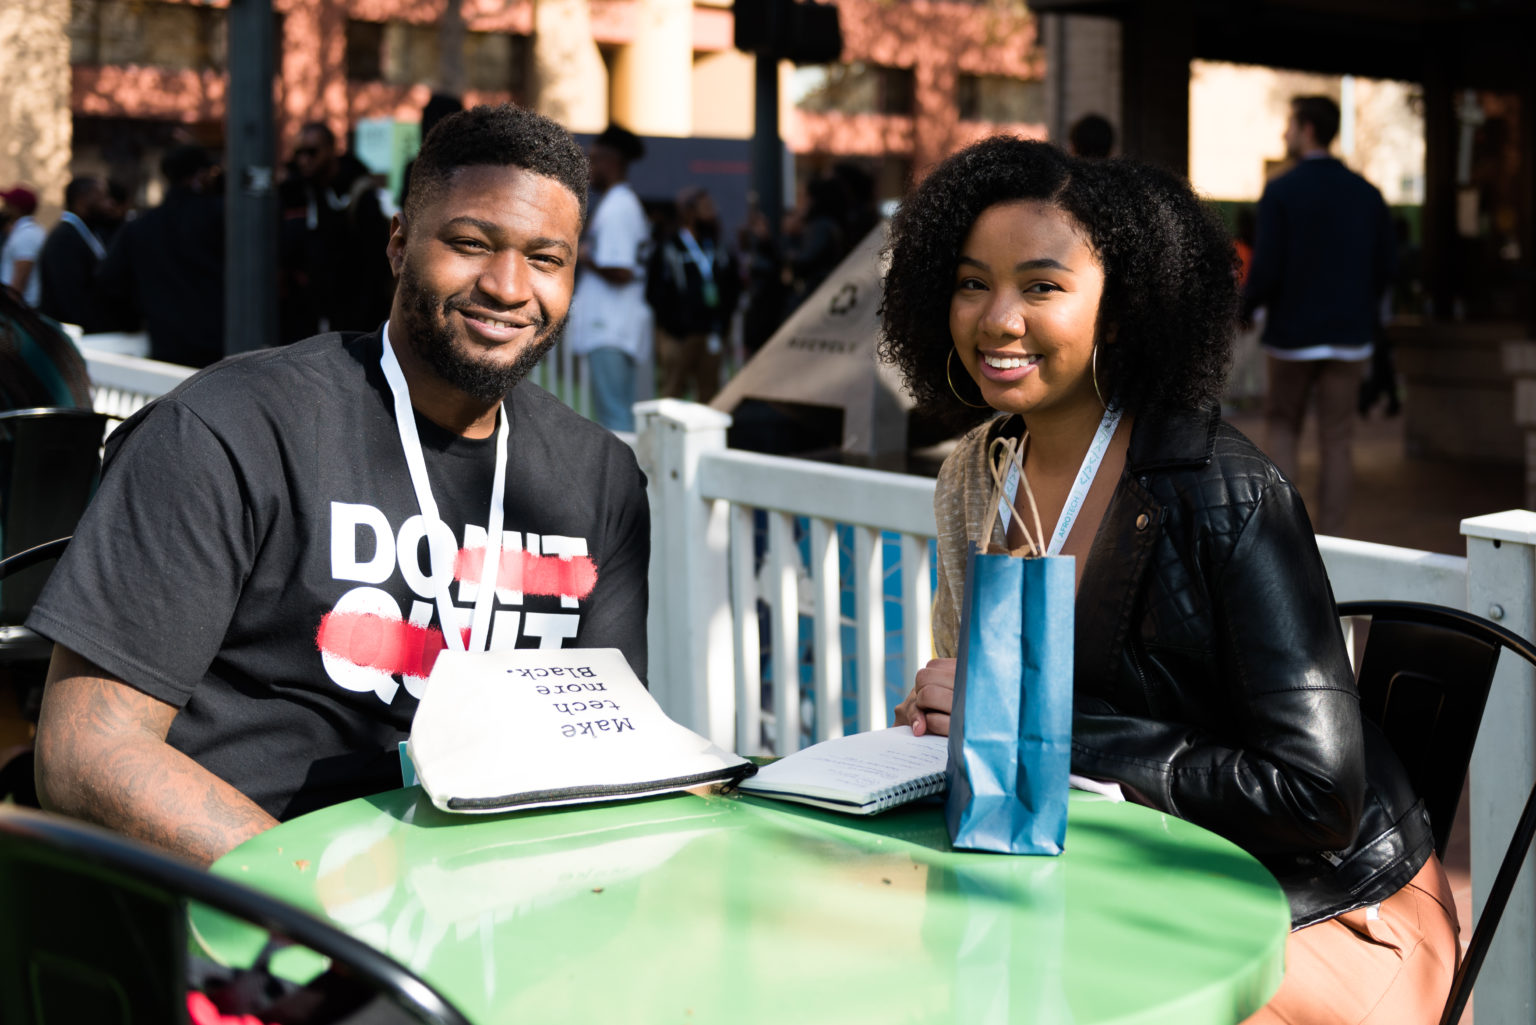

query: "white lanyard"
xmin=380 ymin=324 xmax=508 ymax=652
xmin=62 ymin=212 xmax=105 ymax=260
xmin=1000 ymin=406 xmax=1122 ymax=556
xmin=677 ymin=229 xmax=714 ymax=284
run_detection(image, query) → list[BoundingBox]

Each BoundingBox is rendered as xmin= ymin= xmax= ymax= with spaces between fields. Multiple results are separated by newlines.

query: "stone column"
xmin=0 ymin=0 xmax=71 ymax=218
xmin=533 ymin=0 xmax=610 ymax=134
xmin=609 ymin=0 xmax=694 ymax=137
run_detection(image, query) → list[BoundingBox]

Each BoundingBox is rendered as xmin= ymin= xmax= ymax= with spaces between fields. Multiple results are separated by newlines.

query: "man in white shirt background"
xmin=1 ymin=185 xmax=46 ymax=307
xmin=568 ymin=124 xmax=651 ymax=432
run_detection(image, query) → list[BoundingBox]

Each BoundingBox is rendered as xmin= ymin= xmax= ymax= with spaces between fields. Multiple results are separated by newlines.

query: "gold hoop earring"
xmin=1092 ymin=345 xmax=1106 ymax=408
xmin=947 ymin=349 xmax=989 ymax=409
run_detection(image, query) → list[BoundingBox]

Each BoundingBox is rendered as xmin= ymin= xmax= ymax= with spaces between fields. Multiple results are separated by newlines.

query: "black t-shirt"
xmin=29 ymin=330 xmax=649 ymax=819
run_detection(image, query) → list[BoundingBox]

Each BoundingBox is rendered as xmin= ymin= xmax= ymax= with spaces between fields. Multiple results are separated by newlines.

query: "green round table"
xmin=199 ymin=787 xmax=1288 ymax=1024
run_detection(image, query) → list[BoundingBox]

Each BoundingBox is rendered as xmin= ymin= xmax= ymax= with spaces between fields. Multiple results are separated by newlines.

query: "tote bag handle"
xmin=976 ymin=433 xmax=1046 ymax=558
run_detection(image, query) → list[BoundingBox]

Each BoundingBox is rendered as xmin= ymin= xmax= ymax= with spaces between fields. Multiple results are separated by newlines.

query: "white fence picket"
xmin=810 ymin=517 xmax=842 ymax=742
xmin=729 ymin=503 xmax=764 ymax=756
xmin=766 ymin=510 xmax=801 ymax=751
xmin=854 ymin=525 xmax=887 ymax=734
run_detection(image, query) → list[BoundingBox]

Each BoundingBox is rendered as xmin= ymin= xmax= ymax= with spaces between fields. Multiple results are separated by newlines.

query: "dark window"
xmin=69 ymin=0 xmax=227 ymax=71
xmin=956 ymin=73 xmax=1046 ymax=123
xmin=344 ymin=22 xmax=529 ymax=99
xmin=345 ymin=20 xmax=385 ymax=81
xmin=792 ymin=62 xmax=916 ymax=117
xmin=465 ymin=31 xmax=532 ymax=97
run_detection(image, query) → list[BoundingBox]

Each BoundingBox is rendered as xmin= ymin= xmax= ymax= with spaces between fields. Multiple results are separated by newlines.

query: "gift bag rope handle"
xmin=977 ymin=433 xmax=1047 ymax=557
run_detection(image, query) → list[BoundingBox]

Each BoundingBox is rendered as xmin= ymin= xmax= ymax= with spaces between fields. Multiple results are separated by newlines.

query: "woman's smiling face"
xmin=948 ymin=199 xmax=1106 ymax=420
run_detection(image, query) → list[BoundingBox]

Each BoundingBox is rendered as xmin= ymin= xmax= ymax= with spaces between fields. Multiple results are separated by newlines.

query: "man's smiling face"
xmin=387 ymin=163 xmax=582 ymax=403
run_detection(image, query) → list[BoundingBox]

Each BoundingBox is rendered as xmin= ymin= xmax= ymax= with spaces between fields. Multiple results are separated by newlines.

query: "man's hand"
xmin=34 ymin=646 xmax=278 ymax=867
xmin=893 ymin=657 xmax=957 ymax=737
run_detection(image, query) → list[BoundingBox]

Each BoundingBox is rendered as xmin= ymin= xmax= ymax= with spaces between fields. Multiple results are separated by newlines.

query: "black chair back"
xmin=1338 ymin=599 xmax=1536 ymax=1025
xmin=1341 ymin=600 xmax=1511 ymax=858
xmin=0 ymin=806 xmax=474 ymax=1025
xmin=0 ymin=408 xmax=107 ymax=626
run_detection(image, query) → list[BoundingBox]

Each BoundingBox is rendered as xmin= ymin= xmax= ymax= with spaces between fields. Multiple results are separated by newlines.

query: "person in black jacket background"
xmin=95 ymin=145 xmax=225 ymax=367
xmin=1240 ymin=96 xmax=1396 ymax=537
xmin=646 ymin=187 xmax=739 ymax=403
xmin=38 ymin=177 xmax=115 ymax=333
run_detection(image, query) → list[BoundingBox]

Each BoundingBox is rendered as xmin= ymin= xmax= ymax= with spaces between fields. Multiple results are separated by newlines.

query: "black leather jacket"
xmin=1038 ymin=406 xmax=1431 ymax=928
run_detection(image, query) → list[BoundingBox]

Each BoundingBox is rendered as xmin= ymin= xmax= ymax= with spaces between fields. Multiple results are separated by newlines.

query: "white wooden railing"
xmin=632 ymin=400 xmax=1515 ymax=754
xmin=80 ymin=339 xmax=603 ymax=426
xmin=82 ymin=347 xmax=195 ymax=425
xmin=78 ymin=359 xmax=1536 ymax=1022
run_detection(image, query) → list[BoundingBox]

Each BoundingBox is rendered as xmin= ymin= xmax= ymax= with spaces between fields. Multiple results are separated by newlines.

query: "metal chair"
xmin=1339 ymin=599 xmax=1536 ymax=1025
xmin=0 ymin=408 xmax=107 ymax=662
xmin=0 ymin=537 xmax=71 ymax=806
xmin=0 ymin=805 xmax=474 ymax=1025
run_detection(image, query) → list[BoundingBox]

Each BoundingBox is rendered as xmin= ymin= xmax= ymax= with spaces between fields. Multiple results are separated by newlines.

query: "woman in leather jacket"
xmin=881 ymin=138 xmax=1457 ymax=1024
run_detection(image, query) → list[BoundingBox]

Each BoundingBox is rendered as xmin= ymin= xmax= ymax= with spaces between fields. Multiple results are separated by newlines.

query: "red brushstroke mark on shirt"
xmin=317 ymin=548 xmax=595 ymax=675
xmin=454 ymin=546 xmax=598 ymax=599
xmin=316 ymin=611 xmax=465 ymax=679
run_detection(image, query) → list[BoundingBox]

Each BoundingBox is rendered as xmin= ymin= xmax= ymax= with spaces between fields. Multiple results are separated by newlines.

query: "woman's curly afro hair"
xmin=879 ymin=137 xmax=1238 ymax=431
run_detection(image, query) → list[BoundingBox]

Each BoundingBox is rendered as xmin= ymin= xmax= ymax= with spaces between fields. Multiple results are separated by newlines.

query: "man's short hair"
xmin=1291 ymin=96 xmax=1341 ymax=148
xmin=161 ymin=145 xmax=212 ymax=186
xmin=64 ymin=177 xmax=101 ymax=211
xmin=1068 ymin=113 xmax=1115 ymax=159
xmin=405 ymin=104 xmax=590 ymax=222
xmin=594 ymin=124 xmax=646 ymax=164
xmin=299 ymin=121 xmax=337 ymax=148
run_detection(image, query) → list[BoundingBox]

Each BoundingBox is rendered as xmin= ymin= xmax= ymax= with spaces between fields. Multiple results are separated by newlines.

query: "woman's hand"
xmin=894 ymin=658 xmax=957 ymax=737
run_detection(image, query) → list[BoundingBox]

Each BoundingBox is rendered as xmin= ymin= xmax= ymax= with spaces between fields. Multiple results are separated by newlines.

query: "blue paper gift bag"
xmin=944 ymin=541 xmax=1074 ymax=855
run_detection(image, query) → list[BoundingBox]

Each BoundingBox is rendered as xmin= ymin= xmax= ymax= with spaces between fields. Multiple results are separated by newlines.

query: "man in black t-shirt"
xmin=29 ymin=105 xmax=648 ymax=866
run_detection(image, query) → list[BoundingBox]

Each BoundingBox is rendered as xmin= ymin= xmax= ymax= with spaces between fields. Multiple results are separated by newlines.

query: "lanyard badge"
xmin=999 ymin=405 xmax=1122 ymax=556
xmin=380 ymin=324 xmax=509 ymax=653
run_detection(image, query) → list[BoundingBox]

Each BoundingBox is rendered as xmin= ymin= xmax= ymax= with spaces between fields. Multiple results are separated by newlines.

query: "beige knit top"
xmin=931 ymin=417 xmax=1013 ymax=660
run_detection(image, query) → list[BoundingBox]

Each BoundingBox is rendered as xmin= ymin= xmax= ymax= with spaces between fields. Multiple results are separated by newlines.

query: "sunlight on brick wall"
xmin=0 ymin=0 xmax=71 ymax=218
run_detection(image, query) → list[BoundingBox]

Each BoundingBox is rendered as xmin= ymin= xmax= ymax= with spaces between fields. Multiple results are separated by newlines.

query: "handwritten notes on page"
xmin=408 ymin=648 xmax=753 ymax=814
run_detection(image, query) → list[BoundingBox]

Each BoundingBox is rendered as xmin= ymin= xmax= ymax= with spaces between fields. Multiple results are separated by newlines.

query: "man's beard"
xmin=395 ymin=262 xmax=565 ymax=403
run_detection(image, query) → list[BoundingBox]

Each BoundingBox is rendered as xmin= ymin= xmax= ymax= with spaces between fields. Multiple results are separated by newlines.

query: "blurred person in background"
xmin=738 ymin=203 xmax=787 ymax=357
xmin=39 ymin=177 xmax=110 ymax=332
xmin=832 ymin=161 xmax=880 ymax=247
xmin=278 ymin=122 xmax=395 ymax=342
xmin=97 ymin=145 xmax=226 ymax=367
xmin=782 ymin=176 xmax=845 ymax=313
xmin=93 ymin=179 xmax=133 ymax=248
xmin=0 ymin=186 xmax=45 ymax=307
xmin=1241 ymin=95 xmax=1395 ymax=537
xmin=1067 ymin=113 xmax=1115 ymax=159
xmin=647 ymin=187 xmax=739 ymax=402
xmin=568 ymin=124 xmax=650 ymax=432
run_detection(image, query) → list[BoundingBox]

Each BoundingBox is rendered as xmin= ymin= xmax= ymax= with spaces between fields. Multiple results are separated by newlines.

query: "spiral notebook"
xmin=738 ymin=726 xmax=1126 ymax=815
xmin=737 ymin=726 xmax=948 ymax=814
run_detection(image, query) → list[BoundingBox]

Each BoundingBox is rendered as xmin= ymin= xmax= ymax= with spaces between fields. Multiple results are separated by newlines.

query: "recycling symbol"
xmin=828 ymin=283 xmax=858 ymax=316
